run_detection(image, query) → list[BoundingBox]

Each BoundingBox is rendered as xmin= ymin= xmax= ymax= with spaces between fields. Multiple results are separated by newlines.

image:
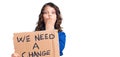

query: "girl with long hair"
xmin=12 ymin=2 xmax=66 ymax=57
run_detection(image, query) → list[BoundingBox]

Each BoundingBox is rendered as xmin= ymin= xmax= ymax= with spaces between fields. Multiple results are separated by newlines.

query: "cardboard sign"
xmin=13 ymin=30 xmax=60 ymax=57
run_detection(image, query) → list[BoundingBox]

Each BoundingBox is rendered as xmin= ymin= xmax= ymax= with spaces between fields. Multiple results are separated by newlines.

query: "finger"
xmin=11 ymin=53 xmax=19 ymax=57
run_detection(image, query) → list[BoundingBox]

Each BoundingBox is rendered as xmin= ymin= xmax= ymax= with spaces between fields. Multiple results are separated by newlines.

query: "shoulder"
xmin=58 ymin=31 xmax=65 ymax=35
xmin=58 ymin=31 xmax=66 ymax=37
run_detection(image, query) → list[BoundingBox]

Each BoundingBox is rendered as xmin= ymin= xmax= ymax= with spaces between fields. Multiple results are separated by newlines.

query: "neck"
xmin=45 ymin=24 xmax=55 ymax=30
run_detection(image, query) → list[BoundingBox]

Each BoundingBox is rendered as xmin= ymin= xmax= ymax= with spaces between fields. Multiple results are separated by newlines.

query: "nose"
xmin=49 ymin=12 xmax=52 ymax=15
xmin=48 ymin=13 xmax=52 ymax=17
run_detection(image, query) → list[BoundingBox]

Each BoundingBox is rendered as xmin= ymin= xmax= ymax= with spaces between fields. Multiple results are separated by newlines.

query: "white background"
xmin=0 ymin=0 xmax=120 ymax=57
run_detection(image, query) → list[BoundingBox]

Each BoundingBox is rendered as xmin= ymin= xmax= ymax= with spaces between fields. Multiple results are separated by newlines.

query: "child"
xmin=12 ymin=2 xmax=66 ymax=57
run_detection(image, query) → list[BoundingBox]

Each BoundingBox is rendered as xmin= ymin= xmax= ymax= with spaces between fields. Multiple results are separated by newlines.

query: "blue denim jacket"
xmin=58 ymin=32 xmax=66 ymax=56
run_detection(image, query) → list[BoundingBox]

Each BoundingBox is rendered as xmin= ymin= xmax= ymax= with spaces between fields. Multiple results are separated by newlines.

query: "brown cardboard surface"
xmin=13 ymin=30 xmax=59 ymax=57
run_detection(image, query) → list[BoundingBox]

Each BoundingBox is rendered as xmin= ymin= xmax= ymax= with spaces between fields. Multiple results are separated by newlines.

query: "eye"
xmin=43 ymin=11 xmax=48 ymax=14
xmin=52 ymin=11 xmax=56 ymax=14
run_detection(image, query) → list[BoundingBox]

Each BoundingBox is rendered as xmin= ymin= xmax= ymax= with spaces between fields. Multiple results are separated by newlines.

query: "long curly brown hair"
xmin=35 ymin=2 xmax=63 ymax=32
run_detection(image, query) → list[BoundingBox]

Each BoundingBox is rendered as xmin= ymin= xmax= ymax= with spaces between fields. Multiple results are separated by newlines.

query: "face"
xmin=43 ymin=5 xmax=57 ymax=24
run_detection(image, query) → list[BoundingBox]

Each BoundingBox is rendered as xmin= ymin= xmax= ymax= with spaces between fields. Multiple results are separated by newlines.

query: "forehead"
xmin=44 ymin=5 xmax=56 ymax=11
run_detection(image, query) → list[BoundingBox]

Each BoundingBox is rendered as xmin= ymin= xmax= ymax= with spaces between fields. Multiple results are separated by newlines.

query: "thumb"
xmin=11 ymin=53 xmax=20 ymax=57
